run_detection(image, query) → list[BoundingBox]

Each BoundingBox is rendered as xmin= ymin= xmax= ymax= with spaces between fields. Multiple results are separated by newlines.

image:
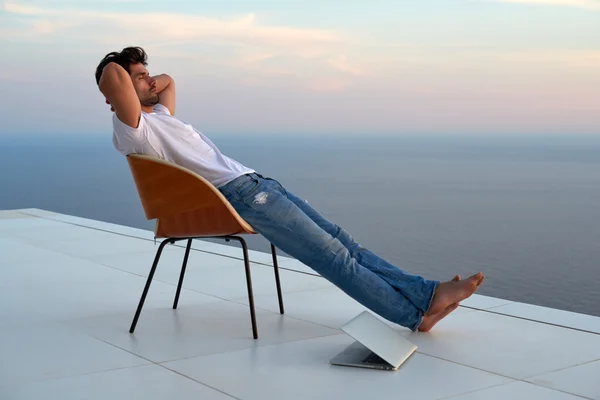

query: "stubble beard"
xmin=141 ymin=93 xmax=159 ymax=107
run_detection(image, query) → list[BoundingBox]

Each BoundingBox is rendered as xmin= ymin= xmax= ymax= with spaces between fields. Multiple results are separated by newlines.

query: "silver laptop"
xmin=330 ymin=311 xmax=417 ymax=371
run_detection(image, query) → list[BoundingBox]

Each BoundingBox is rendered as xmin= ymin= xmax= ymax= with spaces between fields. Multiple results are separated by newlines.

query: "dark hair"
xmin=95 ymin=46 xmax=148 ymax=85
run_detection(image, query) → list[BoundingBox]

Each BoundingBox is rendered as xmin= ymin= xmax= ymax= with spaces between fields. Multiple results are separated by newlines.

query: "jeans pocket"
xmin=236 ymin=177 xmax=262 ymax=203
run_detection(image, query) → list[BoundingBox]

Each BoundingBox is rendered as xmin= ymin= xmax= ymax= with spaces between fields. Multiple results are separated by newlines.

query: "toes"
xmin=468 ymin=272 xmax=484 ymax=285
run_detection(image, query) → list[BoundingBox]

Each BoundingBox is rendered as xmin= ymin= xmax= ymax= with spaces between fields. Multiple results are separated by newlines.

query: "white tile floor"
xmin=1 ymin=208 xmax=599 ymax=400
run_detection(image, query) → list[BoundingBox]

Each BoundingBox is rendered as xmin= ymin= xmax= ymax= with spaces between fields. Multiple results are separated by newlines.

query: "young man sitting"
xmin=95 ymin=47 xmax=485 ymax=333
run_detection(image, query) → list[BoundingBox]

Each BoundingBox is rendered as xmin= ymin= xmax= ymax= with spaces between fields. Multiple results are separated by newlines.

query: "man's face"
xmin=129 ymin=62 xmax=158 ymax=107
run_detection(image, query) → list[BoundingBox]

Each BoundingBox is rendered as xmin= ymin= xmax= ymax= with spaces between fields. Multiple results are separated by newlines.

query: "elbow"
xmin=162 ymin=74 xmax=174 ymax=86
xmin=99 ymin=64 xmax=116 ymax=92
xmin=99 ymin=63 xmax=129 ymax=96
xmin=99 ymin=63 xmax=126 ymax=86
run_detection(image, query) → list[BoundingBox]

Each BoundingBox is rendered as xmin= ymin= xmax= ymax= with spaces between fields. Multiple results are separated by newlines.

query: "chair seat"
xmin=155 ymin=207 xmax=256 ymax=238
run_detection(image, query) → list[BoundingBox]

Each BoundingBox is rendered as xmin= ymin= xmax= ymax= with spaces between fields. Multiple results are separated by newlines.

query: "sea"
xmin=1 ymin=133 xmax=598 ymax=317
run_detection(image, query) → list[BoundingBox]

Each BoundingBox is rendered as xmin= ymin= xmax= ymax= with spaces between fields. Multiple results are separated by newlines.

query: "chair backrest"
xmin=126 ymin=153 xmax=254 ymax=236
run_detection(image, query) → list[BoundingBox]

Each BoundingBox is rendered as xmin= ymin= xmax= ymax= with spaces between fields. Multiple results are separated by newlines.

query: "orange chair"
xmin=126 ymin=153 xmax=284 ymax=339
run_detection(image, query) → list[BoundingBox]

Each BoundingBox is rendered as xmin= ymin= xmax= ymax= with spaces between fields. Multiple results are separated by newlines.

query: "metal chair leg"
xmin=130 ymin=238 xmax=174 ymax=333
xmin=271 ymin=243 xmax=284 ymax=314
xmin=173 ymin=239 xmax=193 ymax=309
xmin=227 ymin=236 xmax=258 ymax=339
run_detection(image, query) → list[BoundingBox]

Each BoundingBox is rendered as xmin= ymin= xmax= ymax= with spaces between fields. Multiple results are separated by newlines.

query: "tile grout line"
xmin=464 ymin=307 xmax=600 ymax=336
xmin=0 ymin=364 xmax=159 ymax=390
xmin=79 ymin=331 xmax=240 ymax=399
xmin=516 ymin=381 xmax=593 ymax=400
xmin=155 ymin=331 xmax=346 ymax=365
xmin=155 ymin=364 xmax=241 ymax=400
xmin=417 ymin=351 xmax=518 ymax=381
xmin=420 ymin=351 xmax=598 ymax=400
xmin=435 ymin=381 xmax=513 ymax=400
xmin=525 ymin=385 xmax=593 ymax=400
xmin=435 ymin=380 xmax=592 ymax=400
xmin=521 ymin=357 xmax=600 ymax=381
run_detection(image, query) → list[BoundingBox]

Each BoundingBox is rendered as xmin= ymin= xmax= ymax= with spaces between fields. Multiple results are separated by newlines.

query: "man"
xmin=96 ymin=46 xmax=485 ymax=332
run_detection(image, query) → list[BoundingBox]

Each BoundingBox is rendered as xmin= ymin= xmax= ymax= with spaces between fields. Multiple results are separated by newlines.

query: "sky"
xmin=1 ymin=0 xmax=599 ymax=136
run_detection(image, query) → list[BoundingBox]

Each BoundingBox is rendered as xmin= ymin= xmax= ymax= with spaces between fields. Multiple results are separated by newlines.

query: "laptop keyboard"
xmin=362 ymin=352 xmax=387 ymax=364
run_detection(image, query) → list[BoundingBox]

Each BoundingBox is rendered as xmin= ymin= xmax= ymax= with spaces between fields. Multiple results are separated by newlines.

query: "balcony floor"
xmin=1 ymin=208 xmax=599 ymax=400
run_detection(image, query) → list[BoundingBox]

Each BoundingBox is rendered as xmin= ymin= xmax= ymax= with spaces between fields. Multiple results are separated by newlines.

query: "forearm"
xmin=152 ymin=74 xmax=173 ymax=94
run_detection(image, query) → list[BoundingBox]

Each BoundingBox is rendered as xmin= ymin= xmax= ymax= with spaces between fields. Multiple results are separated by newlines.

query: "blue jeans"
xmin=218 ymin=172 xmax=439 ymax=331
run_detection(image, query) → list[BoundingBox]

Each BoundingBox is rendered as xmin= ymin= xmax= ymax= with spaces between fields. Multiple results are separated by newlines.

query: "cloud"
xmin=327 ymin=55 xmax=364 ymax=76
xmin=474 ymin=50 xmax=600 ymax=69
xmin=492 ymin=0 xmax=600 ymax=10
xmin=3 ymin=1 xmax=341 ymax=44
xmin=2 ymin=1 xmax=366 ymax=91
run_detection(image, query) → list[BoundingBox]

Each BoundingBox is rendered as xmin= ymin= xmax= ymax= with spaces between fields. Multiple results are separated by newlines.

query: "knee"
xmin=334 ymin=227 xmax=363 ymax=251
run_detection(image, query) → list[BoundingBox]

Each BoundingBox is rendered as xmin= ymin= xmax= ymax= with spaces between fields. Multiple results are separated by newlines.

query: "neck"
xmin=141 ymin=105 xmax=154 ymax=113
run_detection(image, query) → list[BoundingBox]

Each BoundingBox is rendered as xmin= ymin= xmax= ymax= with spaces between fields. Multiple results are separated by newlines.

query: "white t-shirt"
xmin=112 ymin=104 xmax=254 ymax=188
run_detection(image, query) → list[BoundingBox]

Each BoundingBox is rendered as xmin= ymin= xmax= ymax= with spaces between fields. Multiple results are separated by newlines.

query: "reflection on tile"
xmin=1 ymin=364 xmax=234 ymax=400
xmin=63 ymin=299 xmax=340 ymax=363
xmin=404 ymin=310 xmax=600 ymax=379
xmin=491 ymin=302 xmax=600 ymax=334
xmin=0 ymin=323 xmax=148 ymax=386
xmin=446 ymin=381 xmax=584 ymax=399
xmin=163 ymin=334 xmax=512 ymax=400
xmin=526 ymin=360 xmax=600 ymax=400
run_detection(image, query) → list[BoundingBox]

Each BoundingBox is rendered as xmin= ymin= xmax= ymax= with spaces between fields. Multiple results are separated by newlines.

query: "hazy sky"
xmin=1 ymin=0 xmax=599 ymax=136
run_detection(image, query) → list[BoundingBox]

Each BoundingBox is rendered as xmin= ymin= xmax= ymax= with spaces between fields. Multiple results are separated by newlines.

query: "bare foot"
xmin=418 ymin=302 xmax=459 ymax=332
xmin=427 ymin=272 xmax=484 ymax=316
